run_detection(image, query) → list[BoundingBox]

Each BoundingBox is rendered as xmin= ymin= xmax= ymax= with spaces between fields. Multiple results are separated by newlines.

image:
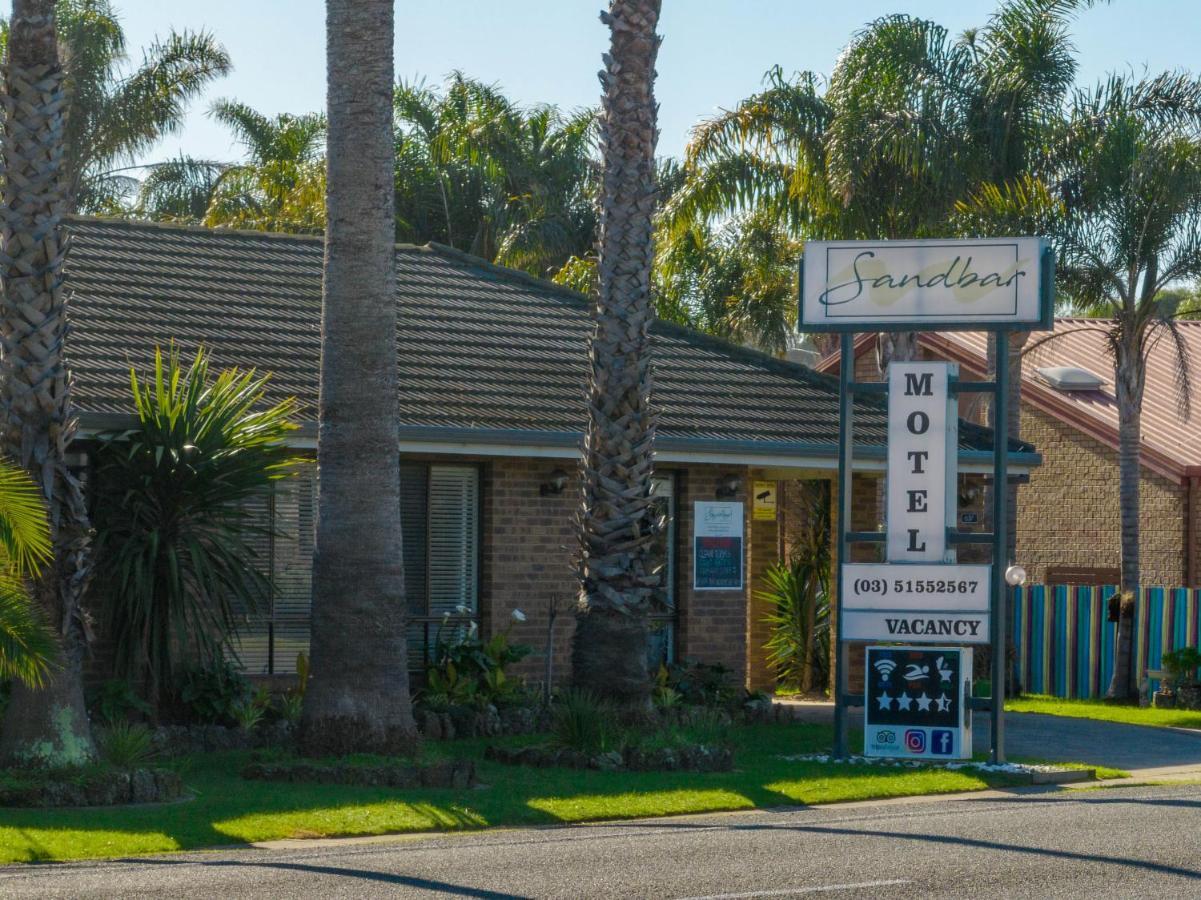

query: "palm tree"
xmin=0 ymin=0 xmax=230 ymax=213
xmin=393 ymin=74 xmax=597 ymax=276
xmin=1042 ymin=75 xmax=1201 ymax=697
xmin=664 ymin=0 xmax=1096 ymax=357
xmin=0 ymin=0 xmax=93 ymax=765
xmin=572 ymin=0 xmax=662 ymax=711
xmin=0 ymin=462 xmax=56 ymax=688
xmin=300 ymin=0 xmax=418 ymax=755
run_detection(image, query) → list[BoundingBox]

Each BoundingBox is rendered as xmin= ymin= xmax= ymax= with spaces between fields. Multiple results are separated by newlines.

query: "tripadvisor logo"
xmin=818 ymin=250 xmax=1028 ymax=308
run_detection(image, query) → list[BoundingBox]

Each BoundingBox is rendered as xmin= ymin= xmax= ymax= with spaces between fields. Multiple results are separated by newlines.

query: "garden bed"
xmin=484 ymin=742 xmax=733 ymax=773
xmin=242 ymin=756 xmax=476 ymax=789
xmin=0 ymin=766 xmax=185 ymax=808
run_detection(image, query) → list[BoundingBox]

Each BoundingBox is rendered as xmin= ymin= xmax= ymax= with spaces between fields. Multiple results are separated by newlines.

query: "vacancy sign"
xmin=800 ymin=237 xmax=1048 ymax=330
xmin=841 ymin=563 xmax=990 ymax=644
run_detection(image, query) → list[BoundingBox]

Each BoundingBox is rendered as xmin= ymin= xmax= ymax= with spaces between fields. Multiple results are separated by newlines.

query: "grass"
xmin=0 ymin=721 xmax=1036 ymax=864
xmin=1007 ymin=694 xmax=1201 ymax=730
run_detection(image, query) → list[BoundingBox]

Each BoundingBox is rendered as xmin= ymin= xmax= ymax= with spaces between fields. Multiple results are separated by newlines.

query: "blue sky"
xmin=115 ymin=0 xmax=1200 ymax=168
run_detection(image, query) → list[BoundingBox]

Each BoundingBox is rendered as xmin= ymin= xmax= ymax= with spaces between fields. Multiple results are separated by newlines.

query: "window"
xmin=230 ymin=463 xmax=317 ymax=675
xmin=231 ymin=460 xmax=480 ymax=675
xmin=403 ymin=462 xmax=481 ymax=668
xmin=647 ymin=474 xmax=677 ymax=668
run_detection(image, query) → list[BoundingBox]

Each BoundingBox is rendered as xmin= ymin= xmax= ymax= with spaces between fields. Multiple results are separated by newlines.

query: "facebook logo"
xmin=931 ymin=729 xmax=954 ymax=756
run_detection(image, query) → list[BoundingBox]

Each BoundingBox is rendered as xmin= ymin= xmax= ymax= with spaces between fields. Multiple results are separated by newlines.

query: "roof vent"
xmin=1036 ymin=365 xmax=1106 ymax=392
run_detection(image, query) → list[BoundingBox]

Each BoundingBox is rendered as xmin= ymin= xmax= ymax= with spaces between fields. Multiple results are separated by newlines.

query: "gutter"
xmin=75 ymin=414 xmax=1040 ymax=474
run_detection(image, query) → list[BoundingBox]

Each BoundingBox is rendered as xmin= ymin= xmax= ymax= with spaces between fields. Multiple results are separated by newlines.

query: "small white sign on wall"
xmin=693 ymin=501 xmax=744 ymax=591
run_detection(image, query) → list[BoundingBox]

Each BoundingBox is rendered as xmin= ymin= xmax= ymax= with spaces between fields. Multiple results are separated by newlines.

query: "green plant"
xmin=89 ymin=679 xmax=153 ymax=726
xmin=424 ymin=613 xmax=533 ymax=710
xmin=96 ymin=721 xmax=158 ymax=770
xmin=175 ymin=658 xmax=251 ymax=725
xmin=758 ymin=481 xmax=831 ymax=694
xmin=276 ymin=692 xmax=304 ymax=725
xmin=1162 ymin=648 xmax=1201 ymax=689
xmin=664 ymin=659 xmax=735 ymax=708
xmin=231 ymin=692 xmax=268 ymax=733
xmin=549 ymin=689 xmax=618 ymax=754
xmin=0 ymin=462 xmax=56 ymax=688
xmin=90 ymin=344 xmax=300 ymax=705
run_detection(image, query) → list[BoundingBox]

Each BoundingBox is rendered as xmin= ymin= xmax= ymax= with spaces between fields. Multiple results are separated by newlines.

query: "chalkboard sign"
xmin=694 ymin=501 xmax=743 ymax=590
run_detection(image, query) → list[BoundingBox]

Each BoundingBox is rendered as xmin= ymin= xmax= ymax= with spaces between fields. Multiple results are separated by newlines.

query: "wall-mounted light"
xmin=716 ymin=473 xmax=741 ymax=499
xmin=540 ymin=467 xmax=569 ymax=496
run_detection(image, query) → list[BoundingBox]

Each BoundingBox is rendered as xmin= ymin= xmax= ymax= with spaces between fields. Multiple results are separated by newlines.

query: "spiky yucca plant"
xmin=90 ymin=345 xmax=299 ymax=706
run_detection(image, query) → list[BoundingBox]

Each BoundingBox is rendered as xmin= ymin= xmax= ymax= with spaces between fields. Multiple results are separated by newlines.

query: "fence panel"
xmin=1011 ymin=585 xmax=1200 ymax=698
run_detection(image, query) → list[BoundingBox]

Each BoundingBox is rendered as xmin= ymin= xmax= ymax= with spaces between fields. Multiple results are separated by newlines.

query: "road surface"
xmin=4 ymin=782 xmax=1201 ymax=898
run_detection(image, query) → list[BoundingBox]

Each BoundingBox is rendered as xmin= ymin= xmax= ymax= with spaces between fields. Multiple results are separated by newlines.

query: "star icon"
xmin=935 ymin=693 xmax=951 ymax=712
xmin=876 ymin=691 xmax=893 ymax=711
xmin=896 ymin=692 xmax=913 ymax=711
xmin=915 ymin=692 xmax=932 ymax=712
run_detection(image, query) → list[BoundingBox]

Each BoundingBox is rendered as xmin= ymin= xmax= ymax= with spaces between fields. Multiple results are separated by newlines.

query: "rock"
xmin=130 ymin=769 xmax=158 ymax=804
xmin=591 ymin=750 xmax=623 ymax=772
xmin=420 ymin=711 xmax=444 ymax=741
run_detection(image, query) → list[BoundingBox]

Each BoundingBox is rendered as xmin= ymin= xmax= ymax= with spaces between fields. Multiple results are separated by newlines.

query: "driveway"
xmin=778 ymin=700 xmax=1201 ymax=773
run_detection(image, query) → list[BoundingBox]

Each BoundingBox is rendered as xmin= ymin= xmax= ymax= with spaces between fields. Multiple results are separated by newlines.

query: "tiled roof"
xmin=61 ymin=217 xmax=1012 ymax=459
xmin=928 ymin=320 xmax=1201 ymax=480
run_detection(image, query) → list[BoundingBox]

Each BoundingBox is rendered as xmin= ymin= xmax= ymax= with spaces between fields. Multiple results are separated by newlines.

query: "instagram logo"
xmin=904 ymin=730 xmax=927 ymax=753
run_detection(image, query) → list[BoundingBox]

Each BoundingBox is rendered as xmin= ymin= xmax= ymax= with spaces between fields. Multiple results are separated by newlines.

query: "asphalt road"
xmin=5 ymin=783 xmax=1201 ymax=899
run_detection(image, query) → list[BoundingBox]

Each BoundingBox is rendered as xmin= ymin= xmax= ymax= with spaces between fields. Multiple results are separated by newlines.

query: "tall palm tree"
xmin=1044 ymin=75 xmax=1201 ymax=697
xmin=572 ymin=0 xmax=662 ymax=711
xmin=664 ymin=0 xmax=1097 ymax=356
xmin=393 ymin=74 xmax=597 ymax=276
xmin=300 ymin=0 xmax=418 ymax=756
xmin=0 ymin=0 xmax=93 ymax=764
xmin=0 ymin=0 xmax=230 ymax=213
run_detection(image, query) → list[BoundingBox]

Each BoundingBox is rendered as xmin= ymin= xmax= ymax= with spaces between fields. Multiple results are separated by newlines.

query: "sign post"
xmin=801 ymin=237 xmax=1053 ymax=765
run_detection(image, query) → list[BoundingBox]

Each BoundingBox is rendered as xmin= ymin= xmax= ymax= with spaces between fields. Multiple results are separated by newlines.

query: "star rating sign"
xmin=877 ymin=691 xmax=893 ymax=711
xmin=915 ymin=692 xmax=932 ymax=712
xmin=935 ymin=693 xmax=951 ymax=712
xmin=896 ymin=692 xmax=913 ymax=711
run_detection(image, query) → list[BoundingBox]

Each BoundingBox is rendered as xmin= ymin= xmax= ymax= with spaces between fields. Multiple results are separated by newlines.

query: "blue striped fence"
xmin=1012 ymin=585 xmax=1201 ymax=698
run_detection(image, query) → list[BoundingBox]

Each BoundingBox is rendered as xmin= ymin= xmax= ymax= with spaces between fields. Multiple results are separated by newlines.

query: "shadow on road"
xmin=133 ymin=857 xmax=530 ymax=898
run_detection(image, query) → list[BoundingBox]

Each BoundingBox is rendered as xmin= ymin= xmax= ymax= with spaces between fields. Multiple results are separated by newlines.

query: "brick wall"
xmin=483 ymin=457 xmax=760 ymax=690
xmin=1015 ymin=406 xmax=1188 ymax=585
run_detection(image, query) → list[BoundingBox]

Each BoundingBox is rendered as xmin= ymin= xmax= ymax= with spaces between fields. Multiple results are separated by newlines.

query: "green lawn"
xmin=0 ymin=721 xmax=1031 ymax=864
xmin=1008 ymin=695 xmax=1201 ymax=730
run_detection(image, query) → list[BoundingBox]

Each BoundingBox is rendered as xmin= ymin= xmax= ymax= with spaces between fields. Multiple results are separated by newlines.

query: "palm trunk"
xmin=300 ymin=0 xmax=417 ymax=756
xmin=0 ymin=0 xmax=95 ymax=765
xmin=573 ymin=0 xmax=662 ymax=711
xmin=876 ymin=331 xmax=918 ymax=371
xmin=1107 ymin=346 xmax=1143 ymax=700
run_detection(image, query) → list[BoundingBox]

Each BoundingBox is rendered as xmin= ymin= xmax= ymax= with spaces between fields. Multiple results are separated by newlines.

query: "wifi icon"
xmin=873 ymin=659 xmax=897 ymax=681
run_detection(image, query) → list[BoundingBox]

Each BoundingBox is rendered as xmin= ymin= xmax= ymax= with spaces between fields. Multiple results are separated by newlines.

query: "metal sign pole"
xmin=990 ymin=330 xmax=1009 ymax=763
xmin=833 ymin=331 xmax=854 ymax=759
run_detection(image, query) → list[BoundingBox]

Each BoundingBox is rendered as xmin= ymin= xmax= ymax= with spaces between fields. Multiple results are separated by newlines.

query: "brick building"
xmin=62 ymin=218 xmax=1033 ymax=693
xmin=818 ymin=322 xmax=1201 ymax=590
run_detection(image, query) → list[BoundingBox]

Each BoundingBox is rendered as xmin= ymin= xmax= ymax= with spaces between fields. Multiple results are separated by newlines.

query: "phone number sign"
xmin=864 ymin=646 xmax=973 ymax=760
xmin=841 ymin=563 xmax=991 ymax=644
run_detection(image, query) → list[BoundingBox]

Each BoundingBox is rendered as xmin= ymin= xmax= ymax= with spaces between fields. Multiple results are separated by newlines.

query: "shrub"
xmin=663 ymin=659 xmax=735 ymax=707
xmin=97 ymin=721 xmax=158 ymax=770
xmin=174 ymin=658 xmax=251 ymax=725
xmin=423 ymin=611 xmax=534 ymax=711
xmin=231 ymin=687 xmax=271 ymax=732
xmin=89 ymin=679 xmax=153 ymax=726
xmin=90 ymin=344 xmax=300 ymax=706
xmin=549 ymin=689 xmax=618 ymax=754
xmin=1163 ymin=648 xmax=1201 ymax=688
